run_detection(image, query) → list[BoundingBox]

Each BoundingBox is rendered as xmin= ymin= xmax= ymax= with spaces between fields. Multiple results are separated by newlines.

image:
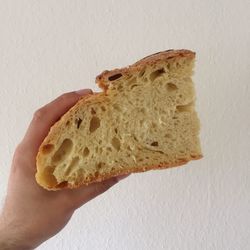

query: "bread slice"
xmin=36 ymin=49 xmax=202 ymax=190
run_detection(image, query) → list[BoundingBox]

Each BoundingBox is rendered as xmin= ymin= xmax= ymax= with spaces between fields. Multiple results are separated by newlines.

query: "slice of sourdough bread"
xmin=36 ymin=49 xmax=202 ymax=190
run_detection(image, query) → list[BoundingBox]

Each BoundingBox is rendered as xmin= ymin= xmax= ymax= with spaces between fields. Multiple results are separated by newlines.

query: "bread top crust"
xmin=96 ymin=49 xmax=195 ymax=91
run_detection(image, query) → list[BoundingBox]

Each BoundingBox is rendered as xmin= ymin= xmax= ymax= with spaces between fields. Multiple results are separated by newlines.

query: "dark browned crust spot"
xmin=96 ymin=49 xmax=195 ymax=91
xmin=108 ymin=73 xmax=123 ymax=81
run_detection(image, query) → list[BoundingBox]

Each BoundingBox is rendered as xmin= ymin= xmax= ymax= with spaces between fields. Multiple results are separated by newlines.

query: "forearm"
xmin=0 ymin=216 xmax=34 ymax=250
xmin=0 ymin=236 xmax=31 ymax=250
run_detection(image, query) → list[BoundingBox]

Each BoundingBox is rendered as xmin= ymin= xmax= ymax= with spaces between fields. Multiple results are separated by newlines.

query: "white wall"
xmin=0 ymin=1 xmax=250 ymax=249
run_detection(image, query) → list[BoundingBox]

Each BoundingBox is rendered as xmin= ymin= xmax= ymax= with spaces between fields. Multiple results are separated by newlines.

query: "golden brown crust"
xmin=96 ymin=49 xmax=195 ymax=91
xmin=45 ymin=154 xmax=202 ymax=190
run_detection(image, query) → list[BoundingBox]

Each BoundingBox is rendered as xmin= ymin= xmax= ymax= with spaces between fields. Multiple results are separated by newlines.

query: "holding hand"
xmin=0 ymin=89 xmax=128 ymax=250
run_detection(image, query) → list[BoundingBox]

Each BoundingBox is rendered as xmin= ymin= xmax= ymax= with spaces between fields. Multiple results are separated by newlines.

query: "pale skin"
xmin=0 ymin=89 xmax=129 ymax=250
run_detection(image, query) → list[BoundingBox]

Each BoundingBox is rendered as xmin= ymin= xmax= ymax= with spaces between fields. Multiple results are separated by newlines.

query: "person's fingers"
xmin=68 ymin=178 xmax=118 ymax=210
xmin=22 ymin=89 xmax=92 ymax=154
xmin=116 ymin=174 xmax=130 ymax=181
xmin=68 ymin=175 xmax=130 ymax=209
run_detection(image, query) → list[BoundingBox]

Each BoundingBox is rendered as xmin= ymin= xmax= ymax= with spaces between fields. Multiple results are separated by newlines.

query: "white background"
xmin=0 ymin=1 xmax=250 ymax=249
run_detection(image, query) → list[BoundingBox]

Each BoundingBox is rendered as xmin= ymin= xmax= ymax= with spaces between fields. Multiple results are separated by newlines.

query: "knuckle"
xmin=59 ymin=92 xmax=76 ymax=101
xmin=14 ymin=143 xmax=24 ymax=158
xmin=33 ymin=108 xmax=46 ymax=120
xmin=12 ymin=143 xmax=28 ymax=166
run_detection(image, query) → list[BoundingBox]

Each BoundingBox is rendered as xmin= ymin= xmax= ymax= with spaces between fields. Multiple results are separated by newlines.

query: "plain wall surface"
xmin=0 ymin=1 xmax=250 ymax=249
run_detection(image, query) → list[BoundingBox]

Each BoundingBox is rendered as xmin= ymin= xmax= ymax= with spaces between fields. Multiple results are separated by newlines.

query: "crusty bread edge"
xmin=96 ymin=49 xmax=195 ymax=91
xmin=44 ymin=155 xmax=202 ymax=190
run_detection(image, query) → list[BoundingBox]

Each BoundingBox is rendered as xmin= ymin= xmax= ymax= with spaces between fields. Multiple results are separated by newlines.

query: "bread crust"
xmin=36 ymin=49 xmax=201 ymax=190
xmin=51 ymin=155 xmax=202 ymax=190
xmin=96 ymin=49 xmax=195 ymax=91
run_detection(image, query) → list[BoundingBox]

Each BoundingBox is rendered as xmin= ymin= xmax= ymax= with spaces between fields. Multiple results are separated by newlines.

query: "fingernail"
xmin=75 ymin=89 xmax=93 ymax=95
xmin=116 ymin=174 xmax=130 ymax=181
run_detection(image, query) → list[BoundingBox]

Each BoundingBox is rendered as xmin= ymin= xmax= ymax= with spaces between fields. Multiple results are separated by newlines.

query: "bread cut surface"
xmin=36 ymin=49 xmax=202 ymax=190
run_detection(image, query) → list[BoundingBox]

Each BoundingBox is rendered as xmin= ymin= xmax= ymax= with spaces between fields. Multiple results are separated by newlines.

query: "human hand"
xmin=0 ymin=90 xmax=129 ymax=250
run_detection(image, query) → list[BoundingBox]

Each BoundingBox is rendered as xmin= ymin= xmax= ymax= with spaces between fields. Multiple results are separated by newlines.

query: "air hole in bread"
xmin=139 ymin=69 xmax=146 ymax=77
xmin=83 ymin=147 xmax=90 ymax=157
xmin=111 ymin=137 xmax=121 ymax=151
xmin=130 ymin=84 xmax=138 ymax=90
xmin=75 ymin=118 xmax=82 ymax=129
xmin=176 ymin=102 xmax=194 ymax=112
xmin=41 ymin=144 xmax=54 ymax=154
xmin=36 ymin=166 xmax=58 ymax=187
xmin=85 ymin=176 xmax=91 ymax=182
xmin=150 ymin=68 xmax=165 ymax=82
xmin=113 ymin=104 xmax=121 ymax=111
xmin=91 ymin=108 xmax=96 ymax=115
xmin=140 ymin=108 xmax=146 ymax=114
xmin=56 ymin=181 xmax=68 ymax=188
xmin=157 ymin=151 xmax=164 ymax=154
xmin=150 ymin=141 xmax=159 ymax=147
xmin=89 ymin=116 xmax=100 ymax=133
xmin=167 ymin=82 xmax=178 ymax=92
xmin=101 ymin=106 xmax=106 ymax=111
xmin=52 ymin=139 xmax=73 ymax=163
xmin=108 ymin=73 xmax=122 ymax=81
xmin=114 ymin=128 xmax=118 ymax=134
xmin=133 ymin=135 xmax=138 ymax=142
xmin=117 ymin=84 xmax=123 ymax=91
xmin=165 ymin=134 xmax=172 ymax=138
xmin=65 ymin=157 xmax=79 ymax=176
xmin=152 ymin=122 xmax=157 ymax=128
xmin=107 ymin=147 xmax=112 ymax=152
xmin=97 ymin=162 xmax=105 ymax=169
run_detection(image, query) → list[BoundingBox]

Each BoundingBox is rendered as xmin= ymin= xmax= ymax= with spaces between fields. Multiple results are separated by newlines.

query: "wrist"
xmin=0 ymin=215 xmax=34 ymax=250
